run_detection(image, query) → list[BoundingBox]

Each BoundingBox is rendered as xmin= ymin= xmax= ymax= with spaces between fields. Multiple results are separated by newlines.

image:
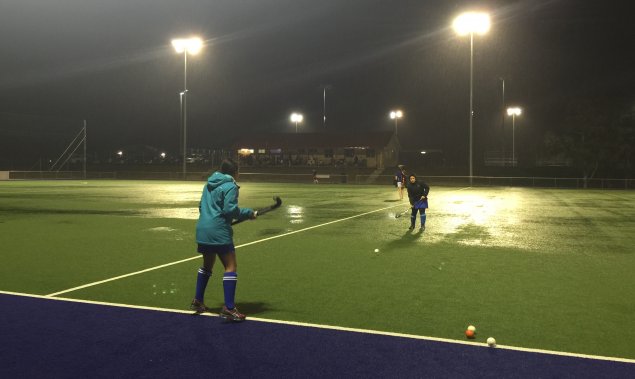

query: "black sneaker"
xmin=219 ymin=305 xmax=246 ymax=322
xmin=190 ymin=298 xmax=212 ymax=314
xmin=408 ymin=225 xmax=415 ymax=230
xmin=420 ymin=225 xmax=425 ymax=231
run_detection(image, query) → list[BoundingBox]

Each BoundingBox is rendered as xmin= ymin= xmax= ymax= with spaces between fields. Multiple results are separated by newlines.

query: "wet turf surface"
xmin=1 ymin=180 xmax=634 ymax=359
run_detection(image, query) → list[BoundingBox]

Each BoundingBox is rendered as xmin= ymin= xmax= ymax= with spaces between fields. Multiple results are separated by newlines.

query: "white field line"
xmin=2 ymin=289 xmax=635 ymax=365
xmin=45 ymin=202 xmax=407 ymax=297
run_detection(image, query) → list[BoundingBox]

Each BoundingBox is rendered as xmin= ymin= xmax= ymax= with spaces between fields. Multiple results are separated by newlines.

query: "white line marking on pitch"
xmin=45 ymin=202 xmax=405 ymax=297
xmin=2 ymin=289 xmax=634 ymax=365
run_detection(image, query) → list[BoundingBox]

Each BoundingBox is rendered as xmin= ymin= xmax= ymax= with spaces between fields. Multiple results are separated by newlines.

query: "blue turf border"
xmin=0 ymin=294 xmax=633 ymax=378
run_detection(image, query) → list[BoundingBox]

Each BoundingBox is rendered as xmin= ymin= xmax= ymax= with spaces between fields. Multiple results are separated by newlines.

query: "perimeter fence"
xmin=2 ymin=170 xmax=634 ymax=189
xmin=355 ymin=174 xmax=635 ymax=190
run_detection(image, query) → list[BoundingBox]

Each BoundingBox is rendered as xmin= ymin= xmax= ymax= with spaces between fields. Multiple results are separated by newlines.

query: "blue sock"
xmin=421 ymin=213 xmax=427 ymax=226
xmin=223 ymin=272 xmax=238 ymax=309
xmin=195 ymin=267 xmax=211 ymax=302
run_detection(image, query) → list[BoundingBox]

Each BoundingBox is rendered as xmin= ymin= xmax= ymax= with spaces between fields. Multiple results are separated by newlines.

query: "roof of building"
xmin=232 ymin=131 xmax=396 ymax=149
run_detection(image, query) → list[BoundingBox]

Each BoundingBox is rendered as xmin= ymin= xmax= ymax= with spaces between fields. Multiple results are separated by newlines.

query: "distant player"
xmin=312 ymin=169 xmax=319 ymax=184
xmin=394 ymin=165 xmax=407 ymax=200
xmin=190 ymin=158 xmax=256 ymax=321
xmin=406 ymin=173 xmax=430 ymax=231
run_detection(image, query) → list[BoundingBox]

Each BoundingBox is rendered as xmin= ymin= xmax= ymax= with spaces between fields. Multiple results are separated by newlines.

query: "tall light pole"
xmin=507 ymin=107 xmax=522 ymax=166
xmin=320 ymin=84 xmax=332 ymax=128
xmin=499 ymin=77 xmax=505 ymax=158
xmin=290 ymin=112 xmax=303 ymax=133
xmin=389 ymin=110 xmax=403 ymax=136
xmin=453 ymin=11 xmax=490 ymax=186
xmin=172 ymin=37 xmax=203 ymax=179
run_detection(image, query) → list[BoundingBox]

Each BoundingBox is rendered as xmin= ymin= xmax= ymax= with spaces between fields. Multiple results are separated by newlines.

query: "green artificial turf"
xmin=1 ymin=180 xmax=634 ymax=359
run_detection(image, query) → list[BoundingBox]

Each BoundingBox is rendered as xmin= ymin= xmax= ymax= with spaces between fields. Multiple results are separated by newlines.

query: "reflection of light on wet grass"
xmin=142 ymin=208 xmax=199 ymax=219
xmin=119 ymin=184 xmax=201 ymax=205
xmin=147 ymin=226 xmax=177 ymax=232
xmin=434 ymin=191 xmax=523 ymax=248
xmin=287 ymin=205 xmax=304 ymax=224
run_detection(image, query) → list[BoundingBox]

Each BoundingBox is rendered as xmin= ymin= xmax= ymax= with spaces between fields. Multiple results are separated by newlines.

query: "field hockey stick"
xmin=231 ymin=196 xmax=282 ymax=225
xmin=394 ymin=207 xmax=411 ymax=218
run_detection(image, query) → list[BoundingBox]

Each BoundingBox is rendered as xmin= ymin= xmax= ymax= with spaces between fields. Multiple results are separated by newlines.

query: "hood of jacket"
xmin=206 ymin=171 xmax=235 ymax=191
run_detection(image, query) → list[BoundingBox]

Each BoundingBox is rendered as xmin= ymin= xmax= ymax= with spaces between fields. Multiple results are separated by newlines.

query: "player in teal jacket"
xmin=191 ymin=158 xmax=256 ymax=321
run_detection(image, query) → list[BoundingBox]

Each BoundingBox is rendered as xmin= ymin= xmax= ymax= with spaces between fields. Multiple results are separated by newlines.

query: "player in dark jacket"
xmin=406 ymin=174 xmax=430 ymax=231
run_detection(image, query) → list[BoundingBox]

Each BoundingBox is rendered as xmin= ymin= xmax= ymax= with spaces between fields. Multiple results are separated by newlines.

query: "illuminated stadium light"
xmin=389 ymin=110 xmax=403 ymax=135
xmin=172 ymin=36 xmax=204 ymax=179
xmin=507 ymin=107 xmax=523 ymax=166
xmin=171 ymin=37 xmax=203 ymax=54
xmin=389 ymin=110 xmax=403 ymax=119
xmin=507 ymin=107 xmax=522 ymax=116
xmin=452 ymin=12 xmax=490 ymax=36
xmin=290 ymin=112 xmax=303 ymax=133
xmin=452 ymin=11 xmax=490 ymax=186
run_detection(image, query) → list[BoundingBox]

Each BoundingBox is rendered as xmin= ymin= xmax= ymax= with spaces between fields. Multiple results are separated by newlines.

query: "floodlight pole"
xmin=173 ymin=37 xmax=202 ymax=180
xmin=323 ymin=87 xmax=326 ymax=128
xmin=320 ymin=84 xmax=332 ymax=128
xmin=499 ymin=77 xmax=505 ymax=159
xmin=469 ymin=32 xmax=474 ymax=186
xmin=506 ymin=107 xmax=521 ymax=167
xmin=511 ymin=113 xmax=516 ymax=166
xmin=182 ymin=51 xmax=188 ymax=180
xmin=453 ymin=12 xmax=490 ymax=186
xmin=389 ymin=110 xmax=403 ymax=136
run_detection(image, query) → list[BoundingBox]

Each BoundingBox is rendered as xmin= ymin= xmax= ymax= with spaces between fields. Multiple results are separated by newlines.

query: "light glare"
xmin=453 ymin=12 xmax=490 ymax=36
xmin=390 ymin=110 xmax=403 ymax=119
xmin=507 ymin=107 xmax=522 ymax=116
xmin=290 ymin=113 xmax=303 ymax=122
xmin=171 ymin=37 xmax=203 ymax=54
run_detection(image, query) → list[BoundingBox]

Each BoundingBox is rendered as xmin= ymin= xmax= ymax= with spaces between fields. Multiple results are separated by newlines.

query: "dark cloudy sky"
xmin=0 ymin=0 xmax=633 ymax=165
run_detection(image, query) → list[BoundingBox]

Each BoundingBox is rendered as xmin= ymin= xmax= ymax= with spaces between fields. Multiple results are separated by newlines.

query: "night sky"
xmin=0 ymin=0 xmax=633 ymax=166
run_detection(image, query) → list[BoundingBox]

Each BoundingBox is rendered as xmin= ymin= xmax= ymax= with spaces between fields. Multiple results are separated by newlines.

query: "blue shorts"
xmin=197 ymin=243 xmax=235 ymax=255
xmin=413 ymin=199 xmax=428 ymax=209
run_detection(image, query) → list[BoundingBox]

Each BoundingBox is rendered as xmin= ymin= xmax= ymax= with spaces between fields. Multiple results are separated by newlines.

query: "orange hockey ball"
xmin=465 ymin=329 xmax=475 ymax=339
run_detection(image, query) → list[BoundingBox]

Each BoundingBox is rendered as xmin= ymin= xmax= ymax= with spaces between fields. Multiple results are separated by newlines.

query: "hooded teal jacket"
xmin=196 ymin=172 xmax=254 ymax=246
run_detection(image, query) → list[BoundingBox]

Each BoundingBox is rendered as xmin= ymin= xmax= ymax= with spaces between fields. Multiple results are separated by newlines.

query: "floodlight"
xmin=507 ymin=107 xmax=522 ymax=116
xmin=171 ymin=37 xmax=203 ymax=54
xmin=452 ymin=12 xmax=490 ymax=36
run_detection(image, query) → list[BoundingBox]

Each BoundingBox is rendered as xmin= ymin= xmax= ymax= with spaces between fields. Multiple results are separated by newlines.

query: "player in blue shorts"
xmin=406 ymin=173 xmax=430 ymax=231
xmin=190 ymin=158 xmax=256 ymax=321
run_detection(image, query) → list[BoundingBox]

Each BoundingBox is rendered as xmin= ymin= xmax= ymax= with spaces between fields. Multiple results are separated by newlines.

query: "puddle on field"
xmin=427 ymin=192 xmax=529 ymax=249
xmin=287 ymin=205 xmax=305 ymax=224
xmin=147 ymin=226 xmax=178 ymax=232
xmin=141 ymin=208 xmax=199 ymax=220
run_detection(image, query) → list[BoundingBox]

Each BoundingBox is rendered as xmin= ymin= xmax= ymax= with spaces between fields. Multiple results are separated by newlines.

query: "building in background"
xmin=231 ymin=132 xmax=400 ymax=169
